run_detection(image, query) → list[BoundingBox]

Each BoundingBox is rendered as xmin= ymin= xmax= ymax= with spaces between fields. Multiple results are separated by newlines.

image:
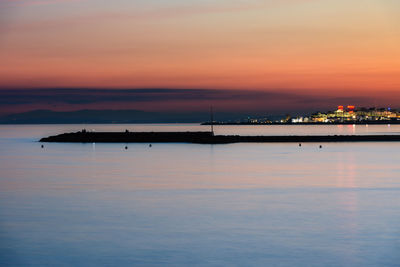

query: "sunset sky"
xmin=1 ymin=0 xmax=400 ymax=113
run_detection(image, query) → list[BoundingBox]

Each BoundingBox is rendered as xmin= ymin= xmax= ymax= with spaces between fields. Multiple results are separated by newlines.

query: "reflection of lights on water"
xmin=346 ymin=124 xmax=356 ymax=134
xmin=336 ymin=153 xmax=357 ymax=189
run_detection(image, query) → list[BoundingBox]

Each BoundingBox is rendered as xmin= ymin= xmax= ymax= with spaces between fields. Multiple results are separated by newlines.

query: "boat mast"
xmin=210 ymin=106 xmax=214 ymax=135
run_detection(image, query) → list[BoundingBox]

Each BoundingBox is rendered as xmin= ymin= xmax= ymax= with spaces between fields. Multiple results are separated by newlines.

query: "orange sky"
xmin=1 ymin=0 xmax=400 ymax=93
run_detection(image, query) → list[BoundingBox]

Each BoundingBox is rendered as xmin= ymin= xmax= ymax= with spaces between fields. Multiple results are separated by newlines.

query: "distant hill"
xmin=0 ymin=109 xmax=260 ymax=124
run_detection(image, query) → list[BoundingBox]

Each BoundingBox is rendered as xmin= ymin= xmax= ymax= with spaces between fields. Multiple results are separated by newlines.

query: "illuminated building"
xmin=292 ymin=106 xmax=400 ymax=124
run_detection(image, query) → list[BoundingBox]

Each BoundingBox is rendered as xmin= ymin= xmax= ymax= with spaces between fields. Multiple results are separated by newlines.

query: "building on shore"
xmin=292 ymin=106 xmax=400 ymax=123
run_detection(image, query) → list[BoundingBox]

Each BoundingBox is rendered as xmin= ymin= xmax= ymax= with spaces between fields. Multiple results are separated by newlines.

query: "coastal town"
xmin=205 ymin=106 xmax=400 ymax=125
xmin=292 ymin=106 xmax=400 ymax=124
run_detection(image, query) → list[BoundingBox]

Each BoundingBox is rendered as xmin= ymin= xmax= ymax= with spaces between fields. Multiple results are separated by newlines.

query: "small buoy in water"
xmin=41 ymin=145 xmax=44 ymax=148
xmin=299 ymin=143 xmax=301 ymax=147
xmin=149 ymin=144 xmax=152 ymax=147
xmin=319 ymin=145 xmax=322 ymax=149
xmin=125 ymin=146 xmax=128 ymax=150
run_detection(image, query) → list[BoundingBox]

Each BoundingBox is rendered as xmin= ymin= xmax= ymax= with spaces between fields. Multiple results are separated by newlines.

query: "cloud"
xmin=2 ymin=0 xmax=314 ymax=8
xmin=0 ymin=88 xmax=375 ymax=116
xmin=1 ymin=0 xmax=318 ymax=32
xmin=0 ymin=0 xmax=84 ymax=7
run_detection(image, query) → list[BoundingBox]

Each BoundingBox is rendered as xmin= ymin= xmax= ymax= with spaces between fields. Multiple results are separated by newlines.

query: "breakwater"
xmin=40 ymin=131 xmax=400 ymax=144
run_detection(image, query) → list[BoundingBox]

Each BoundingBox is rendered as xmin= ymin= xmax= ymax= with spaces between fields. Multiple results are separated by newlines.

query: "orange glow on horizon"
xmin=0 ymin=0 xmax=400 ymax=95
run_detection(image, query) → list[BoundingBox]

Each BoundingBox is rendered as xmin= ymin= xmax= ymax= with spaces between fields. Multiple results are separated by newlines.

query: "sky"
xmin=0 ymin=0 xmax=400 ymax=113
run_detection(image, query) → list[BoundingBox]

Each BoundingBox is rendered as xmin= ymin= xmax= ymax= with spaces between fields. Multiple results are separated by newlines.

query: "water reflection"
xmin=336 ymin=152 xmax=357 ymax=189
xmin=2 ymin=123 xmax=400 ymax=140
xmin=335 ymin=152 xmax=360 ymax=265
xmin=1 ymin=125 xmax=400 ymax=266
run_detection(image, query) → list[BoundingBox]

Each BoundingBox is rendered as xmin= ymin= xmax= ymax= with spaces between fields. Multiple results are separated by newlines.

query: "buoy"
xmin=41 ymin=145 xmax=44 ymax=148
xmin=125 ymin=146 xmax=128 ymax=150
xmin=319 ymin=145 xmax=322 ymax=149
xmin=299 ymin=143 xmax=301 ymax=147
xmin=149 ymin=144 xmax=152 ymax=147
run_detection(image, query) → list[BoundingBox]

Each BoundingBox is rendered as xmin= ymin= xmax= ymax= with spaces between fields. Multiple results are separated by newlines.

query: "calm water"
xmin=1 ymin=124 xmax=400 ymax=266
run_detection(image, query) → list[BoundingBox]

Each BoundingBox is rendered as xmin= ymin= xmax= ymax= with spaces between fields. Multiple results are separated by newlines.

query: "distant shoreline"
xmin=40 ymin=131 xmax=400 ymax=144
xmin=0 ymin=121 xmax=398 ymax=126
xmin=202 ymin=121 xmax=400 ymax=125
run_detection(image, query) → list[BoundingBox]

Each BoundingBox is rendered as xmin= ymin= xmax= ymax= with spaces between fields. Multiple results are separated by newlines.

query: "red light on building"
xmin=338 ymin=106 xmax=344 ymax=111
xmin=347 ymin=105 xmax=355 ymax=110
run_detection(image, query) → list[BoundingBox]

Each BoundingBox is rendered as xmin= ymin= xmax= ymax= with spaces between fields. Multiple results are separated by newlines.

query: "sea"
xmin=1 ymin=124 xmax=400 ymax=266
